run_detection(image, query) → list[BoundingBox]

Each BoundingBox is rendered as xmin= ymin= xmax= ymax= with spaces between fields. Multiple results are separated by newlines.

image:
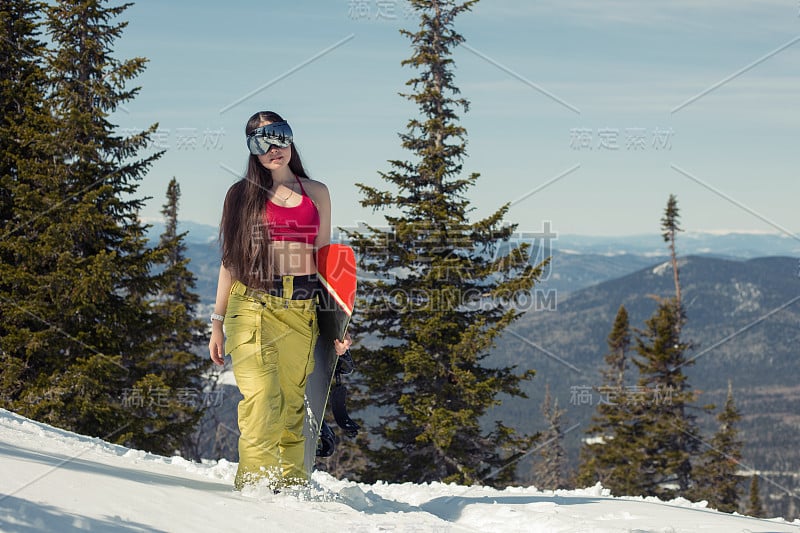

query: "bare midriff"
xmin=271 ymin=240 xmax=318 ymax=275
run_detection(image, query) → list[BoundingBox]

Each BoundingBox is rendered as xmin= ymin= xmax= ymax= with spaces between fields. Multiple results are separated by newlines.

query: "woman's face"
xmin=256 ymin=121 xmax=292 ymax=171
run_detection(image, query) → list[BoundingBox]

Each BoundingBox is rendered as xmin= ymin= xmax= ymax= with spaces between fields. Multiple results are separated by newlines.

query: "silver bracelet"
xmin=210 ymin=313 xmax=225 ymax=323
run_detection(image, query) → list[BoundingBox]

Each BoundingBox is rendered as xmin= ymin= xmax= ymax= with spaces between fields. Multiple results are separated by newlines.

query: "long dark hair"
xmin=219 ymin=111 xmax=310 ymax=289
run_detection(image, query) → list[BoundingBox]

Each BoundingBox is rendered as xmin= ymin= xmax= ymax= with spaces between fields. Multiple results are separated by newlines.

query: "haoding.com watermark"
xmin=333 ymin=220 xmax=558 ymax=282
xmin=361 ymin=286 xmax=557 ymax=313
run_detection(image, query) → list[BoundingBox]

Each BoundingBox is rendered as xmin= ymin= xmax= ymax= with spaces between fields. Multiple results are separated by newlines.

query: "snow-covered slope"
xmin=1 ymin=409 xmax=797 ymax=533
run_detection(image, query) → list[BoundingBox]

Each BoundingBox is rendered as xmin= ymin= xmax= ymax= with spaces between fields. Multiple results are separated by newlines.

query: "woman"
xmin=208 ymin=111 xmax=351 ymax=490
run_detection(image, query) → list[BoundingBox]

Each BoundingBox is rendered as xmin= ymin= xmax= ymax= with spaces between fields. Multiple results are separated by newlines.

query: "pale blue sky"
xmin=113 ymin=0 xmax=799 ymax=239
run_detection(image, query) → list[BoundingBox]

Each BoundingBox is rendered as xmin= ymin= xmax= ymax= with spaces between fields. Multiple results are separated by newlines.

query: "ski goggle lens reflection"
xmin=246 ymin=121 xmax=293 ymax=155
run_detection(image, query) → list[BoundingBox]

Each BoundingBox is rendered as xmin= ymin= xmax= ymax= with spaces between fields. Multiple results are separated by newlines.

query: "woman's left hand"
xmin=334 ymin=332 xmax=352 ymax=356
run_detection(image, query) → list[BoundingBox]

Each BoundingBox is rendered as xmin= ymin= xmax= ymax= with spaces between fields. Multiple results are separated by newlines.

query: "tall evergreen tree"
xmin=691 ymin=381 xmax=743 ymax=513
xmin=533 ymin=384 xmax=568 ymax=490
xmin=37 ymin=0 xmax=163 ymax=442
xmin=0 ymin=0 xmax=51 ymax=404
xmin=577 ymin=305 xmax=644 ymax=494
xmin=155 ymin=178 xmax=205 ymax=341
xmin=346 ymin=0 xmax=545 ymax=486
xmin=621 ymin=195 xmax=704 ymax=499
xmin=746 ymin=475 xmax=766 ymax=518
xmin=1 ymin=0 xmax=201 ymax=455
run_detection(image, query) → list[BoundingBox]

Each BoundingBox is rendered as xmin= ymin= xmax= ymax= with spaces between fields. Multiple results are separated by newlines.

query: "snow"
xmin=652 ymin=261 xmax=672 ymax=276
xmin=2 ymin=409 xmax=798 ymax=533
xmin=731 ymin=281 xmax=762 ymax=314
xmin=651 ymin=258 xmax=692 ymax=277
xmin=214 ymin=368 xmax=238 ymax=387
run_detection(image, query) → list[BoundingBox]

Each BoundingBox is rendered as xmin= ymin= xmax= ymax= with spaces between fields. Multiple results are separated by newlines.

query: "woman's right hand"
xmin=209 ymin=324 xmax=225 ymax=366
xmin=209 ymin=264 xmax=232 ymax=366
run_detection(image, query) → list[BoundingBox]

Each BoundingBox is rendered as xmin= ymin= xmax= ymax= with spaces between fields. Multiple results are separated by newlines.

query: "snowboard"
xmin=303 ymin=244 xmax=357 ymax=474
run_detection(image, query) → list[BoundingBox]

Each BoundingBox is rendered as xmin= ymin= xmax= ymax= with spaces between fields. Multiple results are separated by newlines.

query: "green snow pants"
xmin=225 ymin=278 xmax=319 ymax=490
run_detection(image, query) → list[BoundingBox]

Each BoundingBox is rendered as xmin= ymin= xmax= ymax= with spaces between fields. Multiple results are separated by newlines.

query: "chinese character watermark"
xmin=150 ymin=129 xmax=170 ymax=151
xmin=347 ymin=0 xmax=414 ymax=21
xmin=569 ymin=128 xmax=593 ymax=150
xmin=625 ymin=128 xmax=648 ymax=151
xmin=175 ymin=128 xmax=198 ymax=150
xmin=651 ymin=126 xmax=674 ymax=150
xmin=570 ymin=127 xmax=674 ymax=151
xmin=117 ymin=127 xmax=226 ymax=151
xmin=570 ymin=385 xmax=594 ymax=406
xmin=569 ymin=384 xmax=674 ymax=406
xmin=202 ymin=127 xmax=226 ymax=150
xmin=121 ymin=387 xmax=224 ymax=408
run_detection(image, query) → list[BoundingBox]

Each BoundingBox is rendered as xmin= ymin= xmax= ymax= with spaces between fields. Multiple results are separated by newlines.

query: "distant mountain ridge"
xmin=554 ymin=232 xmax=800 ymax=258
xmin=489 ymin=255 xmax=800 ymax=519
xmin=146 ymin=221 xmax=800 ymax=257
xmin=145 ymin=220 xmax=219 ymax=244
xmin=499 ymin=255 xmax=800 ymax=389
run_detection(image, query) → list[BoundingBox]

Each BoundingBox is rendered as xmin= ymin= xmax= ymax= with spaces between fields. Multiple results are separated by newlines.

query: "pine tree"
xmin=346 ymin=0 xmax=545 ymax=486
xmin=630 ymin=297 xmax=700 ymax=499
xmin=130 ymin=177 xmax=209 ymax=457
xmin=577 ymin=305 xmax=645 ymax=494
xmin=533 ymin=384 xmax=568 ymax=490
xmin=0 ymin=0 xmax=203 ymax=455
xmin=154 ymin=179 xmax=205 ymax=348
xmin=692 ymin=382 xmax=742 ymax=513
xmin=620 ymin=195 xmax=705 ymax=499
xmin=690 ymin=381 xmax=743 ymax=513
xmin=39 ymin=0 xmax=164 ymax=443
xmin=0 ymin=0 xmax=51 ymax=405
xmin=746 ymin=475 xmax=766 ymax=518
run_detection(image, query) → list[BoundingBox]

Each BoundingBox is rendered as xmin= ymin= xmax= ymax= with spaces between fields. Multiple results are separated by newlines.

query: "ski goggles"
xmin=246 ymin=121 xmax=293 ymax=155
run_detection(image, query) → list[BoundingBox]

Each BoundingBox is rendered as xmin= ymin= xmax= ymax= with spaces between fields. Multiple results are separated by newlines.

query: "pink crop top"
xmin=264 ymin=176 xmax=320 ymax=245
